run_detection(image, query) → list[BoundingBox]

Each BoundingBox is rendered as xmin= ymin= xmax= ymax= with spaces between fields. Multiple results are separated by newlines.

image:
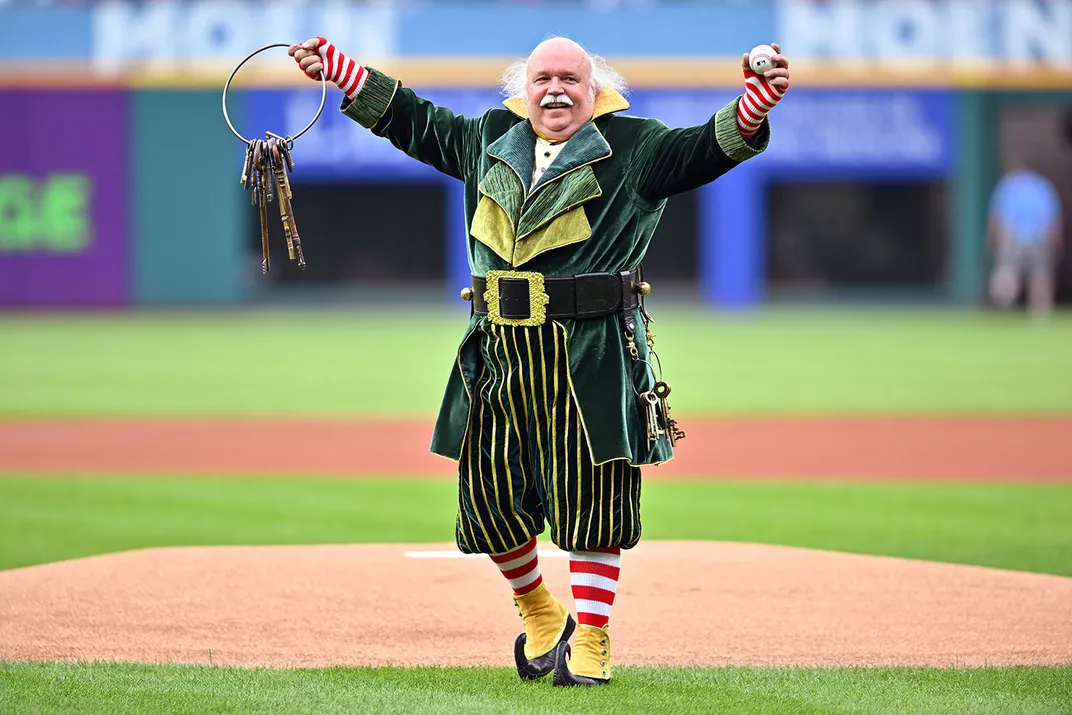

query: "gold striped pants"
xmin=455 ymin=319 xmax=642 ymax=556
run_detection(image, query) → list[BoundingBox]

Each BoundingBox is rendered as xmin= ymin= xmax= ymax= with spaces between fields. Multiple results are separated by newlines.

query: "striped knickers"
xmin=455 ymin=319 xmax=642 ymax=555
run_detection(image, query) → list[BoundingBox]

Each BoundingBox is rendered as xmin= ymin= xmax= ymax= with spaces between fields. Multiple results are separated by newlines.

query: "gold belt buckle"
xmin=483 ymin=269 xmax=550 ymax=327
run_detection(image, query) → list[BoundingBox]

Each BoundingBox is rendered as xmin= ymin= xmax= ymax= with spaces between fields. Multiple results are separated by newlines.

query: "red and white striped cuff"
xmin=736 ymin=71 xmax=786 ymax=140
xmin=312 ymin=38 xmax=369 ymax=101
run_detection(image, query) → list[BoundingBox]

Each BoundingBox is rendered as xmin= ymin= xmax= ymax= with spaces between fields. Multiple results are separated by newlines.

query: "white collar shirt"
xmin=532 ymin=136 xmax=568 ymax=188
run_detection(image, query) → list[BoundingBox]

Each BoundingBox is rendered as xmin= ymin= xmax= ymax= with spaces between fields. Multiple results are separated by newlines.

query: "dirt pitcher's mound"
xmin=1 ymin=542 xmax=1070 ymax=669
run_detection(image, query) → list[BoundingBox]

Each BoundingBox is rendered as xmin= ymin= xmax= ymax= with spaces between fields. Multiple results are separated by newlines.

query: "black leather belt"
xmin=470 ymin=268 xmax=643 ymax=326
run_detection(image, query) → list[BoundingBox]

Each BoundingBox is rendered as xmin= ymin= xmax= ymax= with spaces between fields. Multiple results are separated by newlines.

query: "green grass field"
xmin=1 ymin=477 xmax=1070 ymax=575
xmin=2 ymin=662 xmax=1069 ymax=715
xmin=2 ymin=308 xmax=1071 ymax=416
xmin=2 ymin=309 xmax=1071 ymax=713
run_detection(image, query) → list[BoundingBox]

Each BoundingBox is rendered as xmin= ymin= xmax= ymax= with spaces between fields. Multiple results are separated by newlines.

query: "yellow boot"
xmin=552 ymin=624 xmax=611 ymax=686
xmin=512 ymin=582 xmax=576 ymax=680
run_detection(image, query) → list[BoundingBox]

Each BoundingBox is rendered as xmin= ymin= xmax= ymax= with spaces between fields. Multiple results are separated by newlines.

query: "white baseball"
xmin=749 ymin=44 xmax=776 ymax=74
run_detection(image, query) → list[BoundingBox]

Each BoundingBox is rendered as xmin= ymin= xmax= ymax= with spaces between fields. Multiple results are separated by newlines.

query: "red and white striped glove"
xmin=291 ymin=37 xmax=369 ymax=101
xmin=736 ymin=50 xmax=789 ymax=140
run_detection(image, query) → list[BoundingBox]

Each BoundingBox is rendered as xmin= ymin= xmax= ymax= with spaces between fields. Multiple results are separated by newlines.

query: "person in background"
xmin=987 ymin=160 xmax=1063 ymax=315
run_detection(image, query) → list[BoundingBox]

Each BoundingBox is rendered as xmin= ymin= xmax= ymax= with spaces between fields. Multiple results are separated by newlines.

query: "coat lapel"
xmin=527 ymin=120 xmax=611 ymax=198
xmin=484 ymin=120 xmax=536 ymax=209
xmin=471 ymin=123 xmax=534 ymax=264
xmin=472 ymin=113 xmax=615 ymax=267
xmin=517 ymin=120 xmax=611 ymax=240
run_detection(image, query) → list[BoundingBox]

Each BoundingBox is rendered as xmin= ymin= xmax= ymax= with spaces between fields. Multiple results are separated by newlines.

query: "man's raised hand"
xmin=737 ymin=42 xmax=790 ymax=140
xmin=288 ymin=37 xmax=368 ymax=101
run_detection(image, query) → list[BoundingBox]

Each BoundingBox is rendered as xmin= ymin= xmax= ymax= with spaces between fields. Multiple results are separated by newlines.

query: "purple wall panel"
xmin=0 ymin=90 xmax=129 ymax=307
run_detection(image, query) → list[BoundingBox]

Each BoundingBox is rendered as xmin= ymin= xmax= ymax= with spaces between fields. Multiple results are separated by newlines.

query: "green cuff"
xmin=340 ymin=67 xmax=401 ymax=129
xmin=714 ymin=96 xmax=769 ymax=162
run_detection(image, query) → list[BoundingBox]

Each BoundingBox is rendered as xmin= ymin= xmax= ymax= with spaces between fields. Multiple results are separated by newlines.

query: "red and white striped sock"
xmin=736 ymin=66 xmax=786 ymax=140
xmin=490 ymin=537 xmax=544 ymax=596
xmin=569 ymin=547 xmax=621 ymax=628
xmin=295 ymin=36 xmax=369 ymax=101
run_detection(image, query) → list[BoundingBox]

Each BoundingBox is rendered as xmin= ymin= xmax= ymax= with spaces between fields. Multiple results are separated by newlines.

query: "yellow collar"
xmin=502 ymin=86 xmax=630 ymax=121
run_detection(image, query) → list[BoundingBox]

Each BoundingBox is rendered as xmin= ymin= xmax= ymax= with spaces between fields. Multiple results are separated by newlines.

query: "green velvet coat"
xmin=341 ymin=69 xmax=770 ymax=467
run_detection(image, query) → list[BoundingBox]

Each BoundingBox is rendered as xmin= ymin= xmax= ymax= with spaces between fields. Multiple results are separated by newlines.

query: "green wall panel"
xmin=132 ymin=91 xmax=246 ymax=304
xmin=951 ymin=91 xmax=994 ymax=306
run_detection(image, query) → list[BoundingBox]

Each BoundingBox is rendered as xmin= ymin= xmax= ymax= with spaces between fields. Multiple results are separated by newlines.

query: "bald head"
xmin=527 ymin=37 xmax=591 ymax=76
xmin=524 ymin=37 xmax=597 ymax=140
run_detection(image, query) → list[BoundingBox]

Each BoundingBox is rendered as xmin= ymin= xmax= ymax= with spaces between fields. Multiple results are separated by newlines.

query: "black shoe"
xmin=552 ymin=642 xmax=610 ymax=687
xmin=514 ymin=613 xmax=576 ymax=680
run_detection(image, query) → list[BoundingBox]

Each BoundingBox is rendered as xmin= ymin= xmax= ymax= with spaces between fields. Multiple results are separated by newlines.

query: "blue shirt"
xmin=989 ymin=170 xmax=1061 ymax=245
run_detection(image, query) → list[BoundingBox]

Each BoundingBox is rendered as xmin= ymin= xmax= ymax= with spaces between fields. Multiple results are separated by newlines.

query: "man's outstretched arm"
xmin=290 ymin=37 xmax=481 ymax=181
xmin=632 ymin=44 xmax=789 ymax=201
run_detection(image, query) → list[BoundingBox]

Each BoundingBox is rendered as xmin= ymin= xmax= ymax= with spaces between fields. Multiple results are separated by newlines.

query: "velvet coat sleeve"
xmin=339 ymin=67 xmax=484 ymax=181
xmin=629 ymin=97 xmax=770 ymax=202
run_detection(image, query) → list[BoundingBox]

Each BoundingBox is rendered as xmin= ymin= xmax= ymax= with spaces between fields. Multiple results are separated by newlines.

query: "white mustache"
xmin=541 ymin=93 xmax=573 ymax=108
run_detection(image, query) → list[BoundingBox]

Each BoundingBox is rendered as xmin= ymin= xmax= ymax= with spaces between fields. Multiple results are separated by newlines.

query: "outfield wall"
xmin=2 ymin=0 xmax=1072 ymax=309
xmin=5 ymin=83 xmax=1069 ymax=309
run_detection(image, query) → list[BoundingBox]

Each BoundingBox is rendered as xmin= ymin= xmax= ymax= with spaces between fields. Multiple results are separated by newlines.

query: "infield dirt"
xmin=2 ymin=416 xmax=1070 ymax=669
xmin=1 ymin=416 xmax=1070 ymax=480
xmin=1 ymin=541 xmax=1070 ymax=668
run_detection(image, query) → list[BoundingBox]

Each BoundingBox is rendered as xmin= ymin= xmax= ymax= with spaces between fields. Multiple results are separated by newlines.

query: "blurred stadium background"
xmin=1 ymin=0 xmax=1071 ymax=311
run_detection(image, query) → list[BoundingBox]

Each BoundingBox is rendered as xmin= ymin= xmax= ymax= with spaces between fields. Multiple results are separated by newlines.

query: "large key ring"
xmin=222 ymin=42 xmax=327 ymax=145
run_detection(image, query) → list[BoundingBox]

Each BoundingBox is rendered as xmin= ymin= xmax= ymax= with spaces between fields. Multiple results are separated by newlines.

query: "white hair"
xmin=498 ymin=37 xmax=628 ymax=98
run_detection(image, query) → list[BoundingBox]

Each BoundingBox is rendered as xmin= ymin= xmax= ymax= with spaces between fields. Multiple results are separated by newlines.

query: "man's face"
xmin=525 ymin=41 xmax=596 ymax=141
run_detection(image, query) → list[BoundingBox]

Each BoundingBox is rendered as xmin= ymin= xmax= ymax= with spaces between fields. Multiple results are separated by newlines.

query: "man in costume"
xmin=290 ymin=35 xmax=790 ymax=686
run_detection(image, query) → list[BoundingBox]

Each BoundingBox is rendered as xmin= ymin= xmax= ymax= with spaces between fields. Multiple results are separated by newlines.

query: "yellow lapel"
xmin=470 ymin=88 xmax=628 ymax=267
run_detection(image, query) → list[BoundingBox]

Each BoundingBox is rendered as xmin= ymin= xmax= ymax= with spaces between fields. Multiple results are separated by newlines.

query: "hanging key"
xmin=254 ymin=141 xmax=271 ymax=273
xmin=282 ymin=187 xmax=305 ymax=270
xmin=268 ymin=139 xmax=295 ymax=261
xmin=653 ymin=381 xmax=685 ymax=446
xmin=258 ymin=158 xmax=270 ymax=274
xmin=240 ymin=141 xmax=254 ymax=188
xmin=249 ymin=140 xmax=263 ymax=204
xmin=262 ymin=140 xmax=275 ymax=205
xmin=269 ymin=137 xmax=292 ymax=201
xmin=641 ymin=390 xmax=664 ymax=447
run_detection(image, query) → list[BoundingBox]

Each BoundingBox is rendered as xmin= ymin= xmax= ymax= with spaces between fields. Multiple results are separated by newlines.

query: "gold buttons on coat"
xmin=460 ymin=287 xmax=474 ymax=301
